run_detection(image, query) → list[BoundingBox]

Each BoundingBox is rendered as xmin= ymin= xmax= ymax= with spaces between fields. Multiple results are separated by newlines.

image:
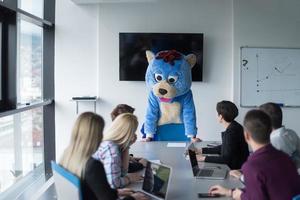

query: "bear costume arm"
xmin=183 ymin=90 xmax=197 ymax=137
xmin=144 ymin=91 xmax=160 ymax=138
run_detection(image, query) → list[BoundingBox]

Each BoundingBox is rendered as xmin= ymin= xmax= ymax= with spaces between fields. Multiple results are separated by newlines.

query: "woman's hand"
xmin=229 ymin=170 xmax=242 ymax=179
xmin=118 ymin=189 xmax=150 ymax=200
xmin=209 ymin=185 xmax=231 ymax=197
xmin=131 ymin=192 xmax=149 ymax=200
xmin=137 ymin=158 xmax=148 ymax=167
xmin=142 ymin=137 xmax=152 ymax=142
xmin=232 ymin=188 xmax=242 ymax=200
xmin=191 ymin=137 xmax=202 ymax=143
xmin=118 ymin=188 xmax=135 ymax=196
xmin=127 ymin=172 xmax=144 ymax=183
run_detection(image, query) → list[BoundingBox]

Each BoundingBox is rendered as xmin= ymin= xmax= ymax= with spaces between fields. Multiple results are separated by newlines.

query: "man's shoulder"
xmin=284 ymin=128 xmax=299 ymax=138
xmin=232 ymin=121 xmax=243 ymax=130
xmin=226 ymin=121 xmax=244 ymax=135
xmin=267 ymin=146 xmax=295 ymax=166
xmin=272 ymin=127 xmax=300 ymax=144
xmin=242 ymin=159 xmax=262 ymax=176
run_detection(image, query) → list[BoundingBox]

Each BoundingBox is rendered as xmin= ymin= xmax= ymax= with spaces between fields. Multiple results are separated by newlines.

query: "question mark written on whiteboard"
xmin=242 ymin=59 xmax=248 ymax=67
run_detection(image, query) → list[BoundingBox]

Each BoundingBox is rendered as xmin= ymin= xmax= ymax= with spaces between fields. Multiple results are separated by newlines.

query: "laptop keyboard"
xmin=198 ymin=169 xmax=214 ymax=177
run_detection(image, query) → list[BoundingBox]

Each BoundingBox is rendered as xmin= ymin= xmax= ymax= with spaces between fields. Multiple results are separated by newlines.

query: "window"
xmin=0 ymin=1 xmax=54 ymax=199
xmin=18 ymin=0 xmax=44 ymax=18
xmin=17 ymin=19 xmax=43 ymax=104
xmin=0 ymin=107 xmax=43 ymax=193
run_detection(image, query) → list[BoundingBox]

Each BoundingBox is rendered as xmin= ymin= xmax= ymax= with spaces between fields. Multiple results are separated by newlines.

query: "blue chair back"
xmin=51 ymin=161 xmax=82 ymax=200
xmin=155 ymin=124 xmax=189 ymax=141
xmin=141 ymin=123 xmax=189 ymax=141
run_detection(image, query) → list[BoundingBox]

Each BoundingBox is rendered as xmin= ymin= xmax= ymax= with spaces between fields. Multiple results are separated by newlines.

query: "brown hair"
xmin=111 ymin=104 xmax=135 ymax=121
xmin=216 ymin=101 xmax=239 ymax=122
xmin=259 ymin=102 xmax=282 ymax=129
xmin=243 ymin=109 xmax=272 ymax=144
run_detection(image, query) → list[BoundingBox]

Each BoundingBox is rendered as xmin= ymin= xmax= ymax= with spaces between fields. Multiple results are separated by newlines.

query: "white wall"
xmin=97 ymin=0 xmax=233 ymax=140
xmin=55 ymin=0 xmax=300 ymax=159
xmin=55 ymin=0 xmax=233 ymax=158
xmin=55 ymin=0 xmax=99 ymax=158
xmin=233 ymin=0 xmax=300 ymax=135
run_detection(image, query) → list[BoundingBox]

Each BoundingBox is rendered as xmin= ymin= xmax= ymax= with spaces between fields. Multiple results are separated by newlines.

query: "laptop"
xmin=138 ymin=161 xmax=172 ymax=200
xmin=183 ymin=142 xmax=196 ymax=157
xmin=188 ymin=149 xmax=227 ymax=180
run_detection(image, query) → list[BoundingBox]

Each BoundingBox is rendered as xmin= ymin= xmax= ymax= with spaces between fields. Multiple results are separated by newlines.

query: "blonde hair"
xmin=103 ymin=113 xmax=138 ymax=151
xmin=59 ymin=112 xmax=105 ymax=178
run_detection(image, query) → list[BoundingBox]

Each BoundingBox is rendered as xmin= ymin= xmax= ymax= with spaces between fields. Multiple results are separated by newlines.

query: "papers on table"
xmin=167 ymin=142 xmax=186 ymax=148
xmin=149 ymin=160 xmax=162 ymax=164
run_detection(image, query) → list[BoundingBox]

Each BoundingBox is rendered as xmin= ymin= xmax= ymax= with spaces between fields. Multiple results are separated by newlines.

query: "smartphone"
xmin=198 ymin=193 xmax=221 ymax=198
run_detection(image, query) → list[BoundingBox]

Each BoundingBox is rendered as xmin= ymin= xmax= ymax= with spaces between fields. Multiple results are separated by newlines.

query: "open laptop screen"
xmin=142 ymin=162 xmax=171 ymax=199
xmin=188 ymin=150 xmax=199 ymax=176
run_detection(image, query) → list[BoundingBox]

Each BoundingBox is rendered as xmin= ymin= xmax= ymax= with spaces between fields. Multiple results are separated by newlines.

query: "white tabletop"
xmin=129 ymin=141 xmax=244 ymax=200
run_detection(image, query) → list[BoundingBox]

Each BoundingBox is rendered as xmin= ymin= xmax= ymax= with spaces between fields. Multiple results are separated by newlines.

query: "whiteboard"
xmin=240 ymin=47 xmax=300 ymax=107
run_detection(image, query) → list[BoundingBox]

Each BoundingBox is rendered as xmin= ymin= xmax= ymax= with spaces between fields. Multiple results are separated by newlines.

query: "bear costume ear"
xmin=185 ymin=54 xmax=197 ymax=68
xmin=146 ymin=50 xmax=155 ymax=63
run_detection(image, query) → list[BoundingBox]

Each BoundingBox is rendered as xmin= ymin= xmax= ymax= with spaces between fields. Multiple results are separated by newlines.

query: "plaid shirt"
xmin=93 ymin=140 xmax=127 ymax=189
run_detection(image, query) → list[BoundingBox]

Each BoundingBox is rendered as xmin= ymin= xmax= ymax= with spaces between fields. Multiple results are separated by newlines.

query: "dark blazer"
xmin=202 ymin=121 xmax=249 ymax=169
xmin=82 ymin=158 xmax=134 ymax=200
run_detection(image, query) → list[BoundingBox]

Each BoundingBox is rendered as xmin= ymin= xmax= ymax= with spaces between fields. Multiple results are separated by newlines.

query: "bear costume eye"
xmin=154 ymin=74 xmax=163 ymax=82
xmin=167 ymin=75 xmax=178 ymax=84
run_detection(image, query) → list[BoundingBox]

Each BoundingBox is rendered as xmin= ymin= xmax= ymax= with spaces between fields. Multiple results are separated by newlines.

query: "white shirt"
xmin=271 ymin=126 xmax=300 ymax=168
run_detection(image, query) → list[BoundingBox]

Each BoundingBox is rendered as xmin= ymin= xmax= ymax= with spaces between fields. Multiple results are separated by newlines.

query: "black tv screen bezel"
xmin=119 ymin=32 xmax=204 ymax=81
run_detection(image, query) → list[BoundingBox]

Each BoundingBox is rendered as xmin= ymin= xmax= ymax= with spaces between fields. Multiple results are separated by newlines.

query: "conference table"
xmin=129 ymin=141 xmax=244 ymax=200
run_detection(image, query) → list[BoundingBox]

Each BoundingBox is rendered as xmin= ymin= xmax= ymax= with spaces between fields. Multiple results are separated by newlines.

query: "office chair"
xmin=51 ymin=161 xmax=82 ymax=200
xmin=141 ymin=123 xmax=190 ymax=141
xmin=154 ymin=123 xmax=189 ymax=141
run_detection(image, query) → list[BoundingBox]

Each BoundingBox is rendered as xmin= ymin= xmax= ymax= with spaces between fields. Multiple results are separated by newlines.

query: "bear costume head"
xmin=145 ymin=50 xmax=197 ymax=102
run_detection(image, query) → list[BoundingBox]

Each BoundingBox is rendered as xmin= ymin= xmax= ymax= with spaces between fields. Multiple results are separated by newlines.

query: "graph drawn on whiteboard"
xmin=240 ymin=47 xmax=300 ymax=107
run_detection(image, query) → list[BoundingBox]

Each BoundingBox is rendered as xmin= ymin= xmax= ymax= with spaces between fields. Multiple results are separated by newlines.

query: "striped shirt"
xmin=93 ymin=141 xmax=127 ymax=189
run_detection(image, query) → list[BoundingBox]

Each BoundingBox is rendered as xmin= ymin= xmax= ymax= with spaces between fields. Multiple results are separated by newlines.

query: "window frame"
xmin=0 ymin=0 xmax=55 ymax=198
xmin=0 ymin=6 xmax=17 ymax=111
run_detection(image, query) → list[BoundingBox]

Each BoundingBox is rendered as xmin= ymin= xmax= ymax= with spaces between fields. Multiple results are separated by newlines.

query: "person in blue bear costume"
xmin=142 ymin=50 xmax=200 ymax=142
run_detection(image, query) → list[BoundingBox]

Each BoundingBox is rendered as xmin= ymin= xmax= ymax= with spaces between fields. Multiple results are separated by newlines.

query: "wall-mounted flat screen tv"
xmin=119 ymin=33 xmax=203 ymax=81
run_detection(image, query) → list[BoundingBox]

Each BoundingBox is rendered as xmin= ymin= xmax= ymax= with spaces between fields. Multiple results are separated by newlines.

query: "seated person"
xmin=59 ymin=112 xmax=147 ymax=200
xmin=195 ymin=101 xmax=249 ymax=169
xmin=209 ymin=110 xmax=300 ymax=200
xmin=93 ymin=113 xmax=143 ymax=189
xmin=111 ymin=104 xmax=147 ymax=173
xmin=260 ymin=102 xmax=300 ymax=168
xmin=231 ymin=102 xmax=300 ymax=178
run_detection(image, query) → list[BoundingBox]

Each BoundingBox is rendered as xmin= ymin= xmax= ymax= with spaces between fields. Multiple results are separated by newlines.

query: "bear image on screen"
xmin=119 ymin=33 xmax=203 ymax=81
